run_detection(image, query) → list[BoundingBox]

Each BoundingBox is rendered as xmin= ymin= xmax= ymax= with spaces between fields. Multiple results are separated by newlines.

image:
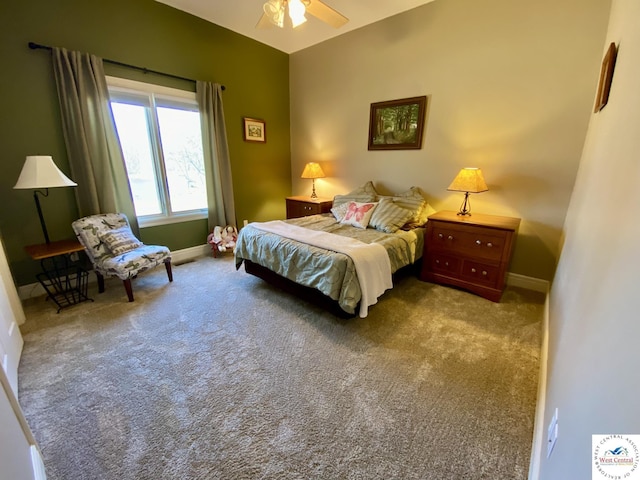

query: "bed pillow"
xmin=100 ymin=227 xmax=143 ymax=255
xmin=419 ymin=202 xmax=437 ymax=225
xmin=369 ymin=198 xmax=415 ymax=233
xmin=380 ymin=187 xmax=427 ymax=228
xmin=332 ymin=181 xmax=378 ymax=207
xmin=340 ymin=201 xmax=378 ymax=229
xmin=331 ymin=202 xmax=350 ymax=222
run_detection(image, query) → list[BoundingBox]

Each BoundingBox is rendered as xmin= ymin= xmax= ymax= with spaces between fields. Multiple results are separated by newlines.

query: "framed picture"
xmin=243 ymin=117 xmax=266 ymax=142
xmin=368 ymin=96 xmax=427 ymax=150
xmin=594 ymin=42 xmax=617 ymax=113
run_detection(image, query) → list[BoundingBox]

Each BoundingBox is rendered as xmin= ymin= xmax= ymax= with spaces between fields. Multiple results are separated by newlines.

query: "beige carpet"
xmin=18 ymin=255 xmax=544 ymax=479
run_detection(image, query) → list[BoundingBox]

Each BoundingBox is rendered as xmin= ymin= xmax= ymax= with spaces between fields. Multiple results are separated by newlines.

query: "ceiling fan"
xmin=257 ymin=0 xmax=348 ymax=29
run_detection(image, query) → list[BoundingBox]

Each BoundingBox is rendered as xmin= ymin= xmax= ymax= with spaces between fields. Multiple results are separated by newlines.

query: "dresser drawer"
xmin=429 ymin=253 xmax=461 ymax=275
xmin=286 ymin=196 xmax=332 ymax=219
xmin=429 ymin=222 xmax=508 ymax=262
xmin=460 ymin=260 xmax=500 ymax=287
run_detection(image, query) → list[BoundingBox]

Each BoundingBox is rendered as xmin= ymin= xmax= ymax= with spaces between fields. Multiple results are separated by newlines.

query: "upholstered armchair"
xmin=72 ymin=213 xmax=172 ymax=302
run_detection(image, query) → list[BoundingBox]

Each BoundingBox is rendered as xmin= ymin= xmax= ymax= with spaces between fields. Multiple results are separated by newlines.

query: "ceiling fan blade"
xmin=305 ymin=0 xmax=349 ymax=28
xmin=256 ymin=12 xmax=275 ymax=29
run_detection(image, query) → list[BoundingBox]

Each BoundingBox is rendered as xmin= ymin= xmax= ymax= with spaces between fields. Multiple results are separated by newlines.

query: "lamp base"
xmin=34 ymin=189 xmax=51 ymax=244
xmin=310 ymin=179 xmax=318 ymax=199
xmin=456 ymin=192 xmax=472 ymax=216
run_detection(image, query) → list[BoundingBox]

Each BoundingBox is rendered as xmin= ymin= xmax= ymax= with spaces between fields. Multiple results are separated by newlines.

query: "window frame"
xmin=106 ymin=76 xmax=207 ymax=228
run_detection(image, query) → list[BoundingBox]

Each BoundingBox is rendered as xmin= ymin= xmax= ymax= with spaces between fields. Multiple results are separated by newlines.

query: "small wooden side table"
xmin=25 ymin=239 xmax=93 ymax=312
xmin=286 ymin=196 xmax=332 ymax=219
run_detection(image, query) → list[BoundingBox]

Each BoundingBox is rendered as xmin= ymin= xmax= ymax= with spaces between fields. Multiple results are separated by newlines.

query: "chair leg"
xmin=123 ymin=279 xmax=134 ymax=302
xmin=165 ymin=259 xmax=173 ymax=282
xmin=96 ymin=272 xmax=105 ymax=293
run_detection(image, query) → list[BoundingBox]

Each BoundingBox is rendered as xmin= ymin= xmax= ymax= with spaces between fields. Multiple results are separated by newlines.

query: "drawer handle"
xmin=448 ymin=235 xmax=454 ymax=241
xmin=438 ymin=233 xmax=444 ymax=239
xmin=445 ymin=261 xmax=449 ymax=266
xmin=471 ymin=268 xmax=476 ymax=273
xmin=476 ymin=240 xmax=481 ymax=245
xmin=487 ymin=242 xmax=493 ymax=248
xmin=435 ymin=260 xmax=440 ymax=264
xmin=482 ymin=271 xmax=488 ymax=276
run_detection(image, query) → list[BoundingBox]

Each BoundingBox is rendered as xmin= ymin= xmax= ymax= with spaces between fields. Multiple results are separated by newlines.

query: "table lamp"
xmin=14 ymin=155 xmax=77 ymax=244
xmin=447 ymin=167 xmax=488 ymax=216
xmin=301 ymin=162 xmax=325 ymax=199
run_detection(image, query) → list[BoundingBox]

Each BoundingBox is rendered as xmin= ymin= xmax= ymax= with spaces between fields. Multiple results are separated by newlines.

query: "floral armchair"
xmin=71 ymin=213 xmax=172 ymax=302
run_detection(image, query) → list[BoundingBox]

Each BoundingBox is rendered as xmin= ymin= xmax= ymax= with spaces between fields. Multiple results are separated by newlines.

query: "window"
xmin=107 ymin=77 xmax=207 ymax=227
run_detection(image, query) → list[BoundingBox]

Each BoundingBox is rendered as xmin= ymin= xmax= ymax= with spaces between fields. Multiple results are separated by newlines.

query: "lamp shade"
xmin=301 ymin=162 xmax=325 ymax=179
xmin=447 ymin=168 xmax=488 ymax=193
xmin=14 ymin=156 xmax=77 ymax=189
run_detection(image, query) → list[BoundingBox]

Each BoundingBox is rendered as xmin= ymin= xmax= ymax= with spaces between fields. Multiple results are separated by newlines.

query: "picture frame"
xmin=594 ymin=42 xmax=617 ymax=113
xmin=243 ymin=117 xmax=266 ymax=143
xmin=368 ymin=96 xmax=427 ymax=150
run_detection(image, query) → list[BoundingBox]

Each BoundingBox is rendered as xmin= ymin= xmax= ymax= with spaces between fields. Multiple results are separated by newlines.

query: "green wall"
xmin=0 ymin=0 xmax=291 ymax=286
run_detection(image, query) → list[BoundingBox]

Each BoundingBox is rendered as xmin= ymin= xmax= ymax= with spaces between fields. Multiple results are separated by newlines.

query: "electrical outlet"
xmin=547 ymin=408 xmax=559 ymax=458
xmin=243 ymin=219 xmax=248 ymax=227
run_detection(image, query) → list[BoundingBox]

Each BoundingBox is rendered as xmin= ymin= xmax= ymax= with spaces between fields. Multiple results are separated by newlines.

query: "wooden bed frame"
xmin=243 ymin=258 xmax=421 ymax=319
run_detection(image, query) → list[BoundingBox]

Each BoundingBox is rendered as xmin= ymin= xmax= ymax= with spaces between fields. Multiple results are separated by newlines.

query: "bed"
xmin=234 ymin=183 xmax=430 ymax=317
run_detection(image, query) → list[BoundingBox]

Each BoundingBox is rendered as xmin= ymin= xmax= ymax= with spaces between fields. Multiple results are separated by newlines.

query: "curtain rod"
xmin=28 ymin=41 xmax=225 ymax=90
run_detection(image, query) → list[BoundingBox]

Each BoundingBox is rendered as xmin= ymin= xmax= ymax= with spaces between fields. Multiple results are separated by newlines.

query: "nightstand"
xmin=286 ymin=196 xmax=332 ymax=219
xmin=420 ymin=211 xmax=520 ymax=302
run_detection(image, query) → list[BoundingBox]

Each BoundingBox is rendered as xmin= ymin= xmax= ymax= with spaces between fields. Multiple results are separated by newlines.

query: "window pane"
xmin=111 ymin=102 xmax=162 ymax=216
xmin=157 ymin=106 xmax=207 ymax=213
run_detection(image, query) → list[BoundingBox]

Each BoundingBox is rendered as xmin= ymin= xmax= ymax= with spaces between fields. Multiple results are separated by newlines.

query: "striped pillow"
xmin=100 ymin=227 xmax=143 ymax=255
xmin=379 ymin=187 xmax=426 ymax=228
xmin=369 ymin=198 xmax=415 ymax=233
xmin=332 ymin=181 xmax=378 ymax=207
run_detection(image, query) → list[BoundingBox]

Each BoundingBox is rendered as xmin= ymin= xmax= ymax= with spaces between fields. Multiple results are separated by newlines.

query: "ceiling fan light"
xmin=288 ymin=0 xmax=307 ymax=28
xmin=263 ymin=0 xmax=285 ymax=28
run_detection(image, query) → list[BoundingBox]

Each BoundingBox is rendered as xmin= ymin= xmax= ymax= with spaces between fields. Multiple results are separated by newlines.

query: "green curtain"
xmin=196 ymin=81 xmax=236 ymax=230
xmin=52 ymin=48 xmax=138 ymax=234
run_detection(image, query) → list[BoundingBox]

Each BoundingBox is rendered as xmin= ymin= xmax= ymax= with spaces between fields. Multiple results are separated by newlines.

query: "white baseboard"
xmin=18 ymin=244 xmax=211 ymax=301
xmin=506 ymin=272 xmax=549 ymax=293
xmin=528 ymin=288 xmax=550 ymax=479
xmin=170 ymin=244 xmax=211 ymax=264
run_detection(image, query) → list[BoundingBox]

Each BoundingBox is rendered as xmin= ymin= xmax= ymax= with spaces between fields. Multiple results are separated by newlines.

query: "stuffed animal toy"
xmin=218 ymin=225 xmax=238 ymax=252
xmin=207 ymin=225 xmax=238 ymax=254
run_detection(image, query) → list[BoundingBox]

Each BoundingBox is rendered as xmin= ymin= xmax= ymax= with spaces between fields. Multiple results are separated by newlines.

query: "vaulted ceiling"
xmin=155 ymin=0 xmax=437 ymax=54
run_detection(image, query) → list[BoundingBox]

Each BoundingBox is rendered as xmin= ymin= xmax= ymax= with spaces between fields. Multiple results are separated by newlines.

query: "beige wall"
xmin=540 ymin=0 xmax=640 ymax=478
xmin=290 ymin=0 xmax=611 ymax=280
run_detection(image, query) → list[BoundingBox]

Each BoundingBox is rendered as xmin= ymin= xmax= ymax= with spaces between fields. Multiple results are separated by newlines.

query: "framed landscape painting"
xmin=368 ymin=96 xmax=427 ymax=150
xmin=243 ymin=117 xmax=266 ymax=143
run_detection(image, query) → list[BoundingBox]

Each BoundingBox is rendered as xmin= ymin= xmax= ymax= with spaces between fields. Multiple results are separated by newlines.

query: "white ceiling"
xmin=155 ymin=0 xmax=436 ymax=54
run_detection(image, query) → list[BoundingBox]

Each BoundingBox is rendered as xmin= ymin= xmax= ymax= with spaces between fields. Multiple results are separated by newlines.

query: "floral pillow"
xmin=99 ymin=227 xmax=143 ymax=255
xmin=340 ymin=201 xmax=378 ymax=229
